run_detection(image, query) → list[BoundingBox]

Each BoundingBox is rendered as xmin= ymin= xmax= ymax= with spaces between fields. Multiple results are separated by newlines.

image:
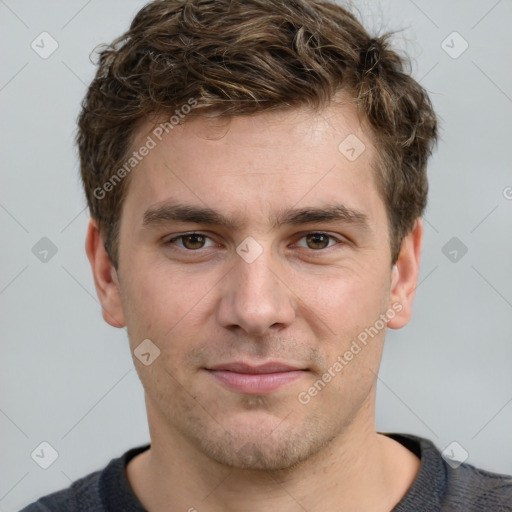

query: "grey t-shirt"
xmin=20 ymin=433 xmax=512 ymax=511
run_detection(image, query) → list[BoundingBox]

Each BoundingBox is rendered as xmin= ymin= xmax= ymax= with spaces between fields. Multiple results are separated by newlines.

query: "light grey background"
xmin=1 ymin=0 xmax=511 ymax=510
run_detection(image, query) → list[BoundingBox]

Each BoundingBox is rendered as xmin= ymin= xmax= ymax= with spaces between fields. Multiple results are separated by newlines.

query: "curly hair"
xmin=77 ymin=0 xmax=438 ymax=267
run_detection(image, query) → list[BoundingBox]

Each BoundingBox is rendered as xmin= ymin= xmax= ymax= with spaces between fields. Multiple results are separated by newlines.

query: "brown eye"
xmin=305 ymin=233 xmax=331 ymax=250
xmin=169 ymin=233 xmax=212 ymax=250
xmin=181 ymin=234 xmax=206 ymax=250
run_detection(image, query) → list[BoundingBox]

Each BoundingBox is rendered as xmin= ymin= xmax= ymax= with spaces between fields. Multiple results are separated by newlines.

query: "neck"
xmin=127 ymin=392 xmax=419 ymax=512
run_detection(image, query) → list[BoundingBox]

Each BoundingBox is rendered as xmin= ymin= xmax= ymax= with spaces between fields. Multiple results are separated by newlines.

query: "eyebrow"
xmin=142 ymin=201 xmax=370 ymax=231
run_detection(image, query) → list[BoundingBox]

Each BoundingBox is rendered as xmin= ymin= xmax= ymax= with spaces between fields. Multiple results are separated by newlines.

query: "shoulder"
xmin=386 ymin=433 xmax=512 ymax=511
xmin=19 ymin=443 xmax=150 ymax=512
xmin=18 ymin=469 xmax=102 ymax=511
xmin=446 ymin=460 xmax=512 ymax=511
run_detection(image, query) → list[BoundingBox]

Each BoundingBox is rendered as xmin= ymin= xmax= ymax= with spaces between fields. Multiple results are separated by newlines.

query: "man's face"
xmin=109 ymin=101 xmax=408 ymax=470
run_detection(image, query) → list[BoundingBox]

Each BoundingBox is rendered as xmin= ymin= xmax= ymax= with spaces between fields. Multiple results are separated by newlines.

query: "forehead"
xmin=121 ymin=100 xmax=383 ymax=229
xmin=135 ymin=98 xmax=372 ymax=162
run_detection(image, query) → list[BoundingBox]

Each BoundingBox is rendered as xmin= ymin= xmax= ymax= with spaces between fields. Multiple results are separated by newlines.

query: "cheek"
xmin=301 ymin=265 xmax=391 ymax=323
xmin=120 ymin=267 xmax=215 ymax=356
xmin=126 ymin=264 xmax=197 ymax=315
xmin=296 ymin=266 xmax=391 ymax=386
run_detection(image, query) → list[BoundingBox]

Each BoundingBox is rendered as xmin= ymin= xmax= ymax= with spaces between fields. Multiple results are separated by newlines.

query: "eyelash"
xmin=165 ymin=231 xmax=344 ymax=252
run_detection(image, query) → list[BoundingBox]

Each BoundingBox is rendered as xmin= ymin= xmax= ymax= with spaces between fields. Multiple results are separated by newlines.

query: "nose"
xmin=216 ymin=248 xmax=296 ymax=336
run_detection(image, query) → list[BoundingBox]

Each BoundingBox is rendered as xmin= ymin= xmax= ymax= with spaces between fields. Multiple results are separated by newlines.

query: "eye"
xmin=295 ymin=232 xmax=342 ymax=250
xmin=167 ymin=232 xmax=216 ymax=250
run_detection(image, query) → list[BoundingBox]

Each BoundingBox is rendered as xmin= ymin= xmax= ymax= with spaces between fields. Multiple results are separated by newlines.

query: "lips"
xmin=205 ymin=362 xmax=306 ymax=394
xmin=208 ymin=362 xmax=302 ymax=373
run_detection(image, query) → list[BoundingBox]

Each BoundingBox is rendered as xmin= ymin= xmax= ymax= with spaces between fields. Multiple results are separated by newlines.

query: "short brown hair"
xmin=77 ymin=0 xmax=438 ymax=267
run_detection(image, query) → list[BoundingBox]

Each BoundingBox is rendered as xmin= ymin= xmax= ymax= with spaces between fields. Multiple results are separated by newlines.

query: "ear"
xmin=387 ymin=218 xmax=423 ymax=330
xmin=85 ymin=218 xmax=125 ymax=328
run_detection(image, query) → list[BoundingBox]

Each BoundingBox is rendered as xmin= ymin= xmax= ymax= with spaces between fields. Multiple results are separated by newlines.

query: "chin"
xmin=187 ymin=412 xmax=336 ymax=472
xmin=205 ymin=435 xmax=310 ymax=471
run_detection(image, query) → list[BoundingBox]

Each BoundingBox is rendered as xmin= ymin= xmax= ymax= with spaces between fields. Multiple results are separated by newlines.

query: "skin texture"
xmin=86 ymin=99 xmax=423 ymax=511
